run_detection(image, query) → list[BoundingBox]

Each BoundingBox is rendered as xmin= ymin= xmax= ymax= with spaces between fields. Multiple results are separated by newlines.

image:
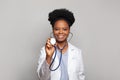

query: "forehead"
xmin=54 ymin=19 xmax=69 ymax=28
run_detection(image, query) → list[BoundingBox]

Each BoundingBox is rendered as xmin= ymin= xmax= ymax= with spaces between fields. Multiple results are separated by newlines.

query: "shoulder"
xmin=68 ymin=43 xmax=83 ymax=60
xmin=39 ymin=46 xmax=45 ymax=52
xmin=41 ymin=46 xmax=45 ymax=51
xmin=39 ymin=46 xmax=46 ymax=57
xmin=68 ymin=42 xmax=82 ymax=52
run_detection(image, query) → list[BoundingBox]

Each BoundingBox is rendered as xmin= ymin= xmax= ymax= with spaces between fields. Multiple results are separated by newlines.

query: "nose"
xmin=59 ymin=29 xmax=63 ymax=34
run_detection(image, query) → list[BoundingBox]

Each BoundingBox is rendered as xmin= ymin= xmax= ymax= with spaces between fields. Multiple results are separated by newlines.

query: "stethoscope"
xmin=49 ymin=43 xmax=67 ymax=71
xmin=49 ymin=32 xmax=73 ymax=71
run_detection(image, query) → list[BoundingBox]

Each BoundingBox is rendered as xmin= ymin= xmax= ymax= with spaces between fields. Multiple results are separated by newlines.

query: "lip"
xmin=57 ymin=35 xmax=65 ymax=39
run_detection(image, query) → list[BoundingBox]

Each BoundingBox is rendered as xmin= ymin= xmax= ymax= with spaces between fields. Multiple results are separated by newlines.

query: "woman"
xmin=37 ymin=8 xmax=85 ymax=80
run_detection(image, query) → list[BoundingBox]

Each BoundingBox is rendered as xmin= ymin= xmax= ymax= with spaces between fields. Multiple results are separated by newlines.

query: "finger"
xmin=46 ymin=44 xmax=52 ymax=48
xmin=47 ymin=38 xmax=52 ymax=44
xmin=46 ymin=41 xmax=51 ymax=45
xmin=45 ymin=38 xmax=50 ymax=46
xmin=46 ymin=42 xmax=53 ymax=48
xmin=47 ymin=38 xmax=51 ymax=42
xmin=46 ymin=42 xmax=53 ymax=49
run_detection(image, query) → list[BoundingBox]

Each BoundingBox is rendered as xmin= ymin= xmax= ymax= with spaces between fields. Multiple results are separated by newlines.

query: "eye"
xmin=54 ymin=28 xmax=59 ymax=31
xmin=63 ymin=28 xmax=68 ymax=31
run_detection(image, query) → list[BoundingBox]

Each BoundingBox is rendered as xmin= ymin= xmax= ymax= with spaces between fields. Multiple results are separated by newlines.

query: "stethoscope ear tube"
xmin=49 ymin=46 xmax=62 ymax=71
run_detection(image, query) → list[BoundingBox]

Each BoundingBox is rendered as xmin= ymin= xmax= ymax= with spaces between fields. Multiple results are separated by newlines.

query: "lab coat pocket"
xmin=70 ymin=58 xmax=81 ymax=73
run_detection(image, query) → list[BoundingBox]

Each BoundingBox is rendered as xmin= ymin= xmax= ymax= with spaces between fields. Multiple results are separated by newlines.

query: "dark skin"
xmin=45 ymin=19 xmax=70 ymax=64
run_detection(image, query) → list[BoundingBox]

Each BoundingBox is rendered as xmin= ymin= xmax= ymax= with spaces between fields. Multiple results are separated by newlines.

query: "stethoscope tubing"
xmin=49 ymin=46 xmax=62 ymax=71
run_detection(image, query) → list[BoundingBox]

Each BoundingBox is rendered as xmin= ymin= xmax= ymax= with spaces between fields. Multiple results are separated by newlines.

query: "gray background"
xmin=0 ymin=0 xmax=120 ymax=80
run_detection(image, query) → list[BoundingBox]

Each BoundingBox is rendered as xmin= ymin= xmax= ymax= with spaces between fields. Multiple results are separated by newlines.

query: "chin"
xmin=56 ymin=39 xmax=67 ymax=43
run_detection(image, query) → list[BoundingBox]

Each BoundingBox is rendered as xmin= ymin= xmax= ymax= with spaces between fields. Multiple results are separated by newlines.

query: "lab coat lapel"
xmin=67 ymin=43 xmax=75 ymax=76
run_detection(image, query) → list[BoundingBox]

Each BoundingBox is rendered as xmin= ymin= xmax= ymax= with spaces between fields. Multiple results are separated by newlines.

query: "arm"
xmin=37 ymin=38 xmax=55 ymax=80
xmin=37 ymin=48 xmax=51 ymax=80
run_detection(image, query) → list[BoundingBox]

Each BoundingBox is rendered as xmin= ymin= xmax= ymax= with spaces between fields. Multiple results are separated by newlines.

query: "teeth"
xmin=58 ymin=36 xmax=64 ymax=38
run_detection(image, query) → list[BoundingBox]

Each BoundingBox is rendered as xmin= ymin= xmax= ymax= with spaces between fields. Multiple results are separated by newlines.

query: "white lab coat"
xmin=37 ymin=43 xmax=85 ymax=80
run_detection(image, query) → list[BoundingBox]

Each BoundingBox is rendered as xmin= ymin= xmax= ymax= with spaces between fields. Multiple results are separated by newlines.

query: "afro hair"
xmin=48 ymin=8 xmax=75 ymax=27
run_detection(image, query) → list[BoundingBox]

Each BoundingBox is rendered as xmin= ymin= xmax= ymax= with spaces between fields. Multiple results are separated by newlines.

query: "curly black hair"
xmin=48 ymin=8 xmax=75 ymax=27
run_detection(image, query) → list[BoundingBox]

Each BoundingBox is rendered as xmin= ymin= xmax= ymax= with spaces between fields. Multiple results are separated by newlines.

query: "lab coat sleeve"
xmin=37 ymin=47 xmax=51 ymax=80
xmin=78 ymin=49 xmax=85 ymax=80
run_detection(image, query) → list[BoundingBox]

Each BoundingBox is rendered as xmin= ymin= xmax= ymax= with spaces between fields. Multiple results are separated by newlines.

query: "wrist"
xmin=46 ymin=56 xmax=52 ymax=64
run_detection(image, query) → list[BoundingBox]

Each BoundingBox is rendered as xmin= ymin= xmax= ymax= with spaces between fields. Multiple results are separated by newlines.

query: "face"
xmin=53 ymin=19 xmax=70 ymax=43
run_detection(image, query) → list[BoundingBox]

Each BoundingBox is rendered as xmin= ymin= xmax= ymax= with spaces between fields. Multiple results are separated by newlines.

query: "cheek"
xmin=53 ymin=31 xmax=58 ymax=36
xmin=53 ymin=31 xmax=58 ymax=38
xmin=66 ymin=31 xmax=70 ymax=36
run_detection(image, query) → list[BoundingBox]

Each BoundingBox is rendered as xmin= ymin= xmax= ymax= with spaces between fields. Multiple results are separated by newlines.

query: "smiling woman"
xmin=53 ymin=19 xmax=70 ymax=43
xmin=37 ymin=8 xmax=85 ymax=80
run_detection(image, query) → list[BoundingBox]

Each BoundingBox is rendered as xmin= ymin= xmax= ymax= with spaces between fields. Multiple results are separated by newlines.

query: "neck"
xmin=56 ymin=41 xmax=68 ymax=51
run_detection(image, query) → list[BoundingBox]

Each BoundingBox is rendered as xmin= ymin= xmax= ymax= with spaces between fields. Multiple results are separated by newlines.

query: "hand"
xmin=45 ymin=38 xmax=55 ymax=64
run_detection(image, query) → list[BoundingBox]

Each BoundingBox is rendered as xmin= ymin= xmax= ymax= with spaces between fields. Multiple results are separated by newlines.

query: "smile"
xmin=58 ymin=35 xmax=65 ymax=39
